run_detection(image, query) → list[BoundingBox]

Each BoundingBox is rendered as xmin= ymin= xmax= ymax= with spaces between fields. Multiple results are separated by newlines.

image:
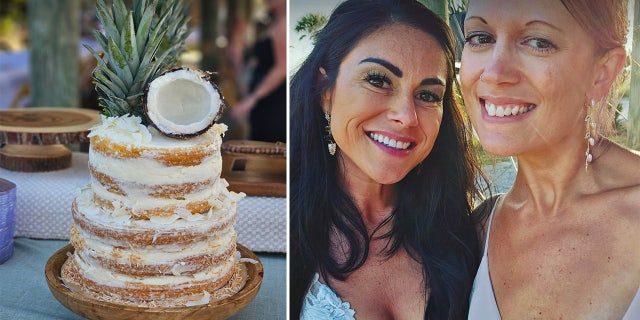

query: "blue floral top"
xmin=301 ymin=273 xmax=356 ymax=320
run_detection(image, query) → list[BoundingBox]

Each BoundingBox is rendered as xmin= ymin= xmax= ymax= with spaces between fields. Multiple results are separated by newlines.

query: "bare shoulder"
xmin=601 ymin=141 xmax=640 ymax=187
xmin=601 ymin=142 xmax=640 ymax=224
xmin=612 ymin=143 xmax=640 ymax=190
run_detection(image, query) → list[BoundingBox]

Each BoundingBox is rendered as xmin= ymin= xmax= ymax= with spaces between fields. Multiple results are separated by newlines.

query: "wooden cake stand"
xmin=45 ymin=244 xmax=263 ymax=320
xmin=221 ymin=140 xmax=286 ymax=197
xmin=0 ymin=107 xmax=101 ymax=172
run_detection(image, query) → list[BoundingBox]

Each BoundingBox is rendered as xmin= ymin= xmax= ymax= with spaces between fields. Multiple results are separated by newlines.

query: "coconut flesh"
xmin=144 ymin=67 xmax=224 ymax=138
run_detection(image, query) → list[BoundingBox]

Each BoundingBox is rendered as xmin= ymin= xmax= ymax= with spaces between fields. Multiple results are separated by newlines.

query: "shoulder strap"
xmin=474 ymin=194 xmax=502 ymax=255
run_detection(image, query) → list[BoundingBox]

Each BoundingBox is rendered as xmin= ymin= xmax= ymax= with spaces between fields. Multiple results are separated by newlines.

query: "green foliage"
xmin=294 ymin=13 xmax=327 ymax=42
xmin=448 ymin=0 xmax=467 ymax=13
xmin=87 ymin=0 xmax=190 ymax=118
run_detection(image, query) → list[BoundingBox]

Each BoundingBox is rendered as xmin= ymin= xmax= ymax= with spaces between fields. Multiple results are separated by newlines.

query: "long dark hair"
xmin=290 ymin=0 xmax=484 ymax=318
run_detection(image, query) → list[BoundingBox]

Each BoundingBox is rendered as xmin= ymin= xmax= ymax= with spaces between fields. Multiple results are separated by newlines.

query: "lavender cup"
xmin=0 ymin=178 xmax=16 ymax=264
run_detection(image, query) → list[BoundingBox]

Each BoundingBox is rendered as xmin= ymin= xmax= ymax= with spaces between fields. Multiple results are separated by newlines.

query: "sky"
xmin=288 ymin=0 xmax=343 ymax=74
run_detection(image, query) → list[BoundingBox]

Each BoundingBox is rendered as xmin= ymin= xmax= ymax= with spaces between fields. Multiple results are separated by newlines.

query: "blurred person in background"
xmin=231 ymin=0 xmax=286 ymax=143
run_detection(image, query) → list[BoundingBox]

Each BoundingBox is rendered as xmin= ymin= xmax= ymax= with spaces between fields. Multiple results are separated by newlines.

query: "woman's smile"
xmin=325 ymin=23 xmax=446 ymax=184
xmin=367 ymin=131 xmax=414 ymax=151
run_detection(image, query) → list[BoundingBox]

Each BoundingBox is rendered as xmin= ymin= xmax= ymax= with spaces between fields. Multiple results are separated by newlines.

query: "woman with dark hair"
xmin=290 ymin=0 xmax=486 ymax=318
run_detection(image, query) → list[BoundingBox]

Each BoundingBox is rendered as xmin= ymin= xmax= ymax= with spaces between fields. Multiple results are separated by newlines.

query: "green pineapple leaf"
xmin=90 ymin=0 xmax=190 ymax=118
xmin=134 ymin=5 xmax=154 ymax=54
xmin=107 ymin=35 xmax=134 ymax=87
xmin=121 ymin=11 xmax=140 ymax=75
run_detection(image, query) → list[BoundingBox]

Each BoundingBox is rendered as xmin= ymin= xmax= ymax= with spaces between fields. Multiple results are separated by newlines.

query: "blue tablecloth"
xmin=0 ymin=238 xmax=286 ymax=319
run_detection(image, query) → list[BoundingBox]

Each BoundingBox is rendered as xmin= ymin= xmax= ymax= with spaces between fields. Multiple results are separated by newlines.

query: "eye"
xmin=363 ymin=71 xmax=392 ymax=89
xmin=522 ymin=37 xmax=557 ymax=53
xmin=464 ymin=32 xmax=494 ymax=47
xmin=416 ymin=90 xmax=442 ymax=103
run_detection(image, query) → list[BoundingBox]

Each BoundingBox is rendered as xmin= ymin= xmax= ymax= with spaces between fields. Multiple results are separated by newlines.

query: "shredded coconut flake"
xmin=240 ymin=257 xmax=259 ymax=264
xmin=89 ymin=114 xmax=152 ymax=144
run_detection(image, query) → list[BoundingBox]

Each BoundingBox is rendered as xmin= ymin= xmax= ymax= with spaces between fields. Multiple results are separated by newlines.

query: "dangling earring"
xmin=324 ymin=113 xmax=337 ymax=156
xmin=584 ymin=98 xmax=597 ymax=170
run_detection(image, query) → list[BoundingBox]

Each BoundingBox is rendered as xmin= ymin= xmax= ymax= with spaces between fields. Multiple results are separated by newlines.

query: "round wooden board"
xmin=45 ymin=244 xmax=264 ymax=320
xmin=0 ymin=107 xmax=100 ymax=145
xmin=0 ymin=145 xmax=71 ymax=172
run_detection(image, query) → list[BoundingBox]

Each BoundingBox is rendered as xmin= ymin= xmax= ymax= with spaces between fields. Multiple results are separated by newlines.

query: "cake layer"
xmin=88 ymin=152 xmax=220 ymax=198
xmin=87 ymin=115 xmax=225 ymax=167
xmin=72 ymin=187 xmax=239 ymax=246
xmin=90 ymin=178 xmax=225 ymax=219
xmin=70 ymin=225 xmax=237 ymax=276
xmin=61 ymin=252 xmax=247 ymax=307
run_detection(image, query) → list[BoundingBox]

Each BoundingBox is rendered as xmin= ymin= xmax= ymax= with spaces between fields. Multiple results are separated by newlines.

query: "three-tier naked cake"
xmin=61 ymin=117 xmax=247 ymax=307
xmin=59 ymin=0 xmax=249 ymax=308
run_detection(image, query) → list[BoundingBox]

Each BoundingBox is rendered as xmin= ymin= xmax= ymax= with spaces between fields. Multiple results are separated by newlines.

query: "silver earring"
xmin=584 ymin=99 xmax=596 ymax=170
xmin=324 ymin=113 xmax=337 ymax=156
xmin=480 ymin=74 xmax=485 ymax=82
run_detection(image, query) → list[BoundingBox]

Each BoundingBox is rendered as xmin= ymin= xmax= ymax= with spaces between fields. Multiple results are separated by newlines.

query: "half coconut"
xmin=143 ymin=67 xmax=225 ymax=138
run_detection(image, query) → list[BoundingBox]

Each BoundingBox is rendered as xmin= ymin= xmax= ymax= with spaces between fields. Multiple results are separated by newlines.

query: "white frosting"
xmin=89 ymin=149 xmax=221 ymax=186
xmin=91 ymin=178 xmax=221 ymax=214
xmin=74 ymin=186 xmax=236 ymax=232
xmin=88 ymin=115 xmax=152 ymax=145
xmin=88 ymin=115 xmax=226 ymax=148
xmin=74 ymin=226 xmax=236 ymax=267
xmin=72 ymin=251 xmax=235 ymax=286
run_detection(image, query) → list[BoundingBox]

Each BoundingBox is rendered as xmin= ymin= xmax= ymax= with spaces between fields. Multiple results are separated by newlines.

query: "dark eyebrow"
xmin=464 ymin=15 xmax=487 ymax=25
xmin=359 ymin=58 xmax=402 ymax=77
xmin=420 ymin=78 xmax=445 ymax=86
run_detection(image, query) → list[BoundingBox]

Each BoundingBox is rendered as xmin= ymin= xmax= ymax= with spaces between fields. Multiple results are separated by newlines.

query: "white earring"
xmin=324 ymin=113 xmax=337 ymax=156
xmin=584 ymin=99 xmax=596 ymax=170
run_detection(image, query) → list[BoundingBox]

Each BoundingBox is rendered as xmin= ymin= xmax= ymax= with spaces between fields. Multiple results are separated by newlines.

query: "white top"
xmin=469 ymin=195 xmax=640 ymax=319
xmin=301 ymin=273 xmax=356 ymax=320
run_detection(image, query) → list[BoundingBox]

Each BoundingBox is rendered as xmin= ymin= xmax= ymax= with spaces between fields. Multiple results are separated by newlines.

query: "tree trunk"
xmin=417 ymin=0 xmax=449 ymax=24
xmin=200 ymin=0 xmax=220 ymax=72
xmin=28 ymin=0 xmax=80 ymax=108
xmin=629 ymin=0 xmax=640 ymax=149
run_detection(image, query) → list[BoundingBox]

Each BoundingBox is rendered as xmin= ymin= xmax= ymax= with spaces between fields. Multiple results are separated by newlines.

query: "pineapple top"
xmin=86 ymin=0 xmax=190 ymax=118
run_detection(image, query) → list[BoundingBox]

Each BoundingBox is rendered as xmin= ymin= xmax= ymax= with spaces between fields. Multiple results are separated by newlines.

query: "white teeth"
xmin=369 ymin=133 xmax=410 ymax=150
xmin=484 ymin=102 xmax=535 ymax=117
xmin=486 ymin=103 xmax=496 ymax=116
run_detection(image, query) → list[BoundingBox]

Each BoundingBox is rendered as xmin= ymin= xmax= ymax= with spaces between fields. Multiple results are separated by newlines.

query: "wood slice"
xmin=0 ymin=144 xmax=71 ymax=172
xmin=0 ymin=107 xmax=100 ymax=145
xmin=222 ymin=140 xmax=286 ymax=156
xmin=221 ymin=140 xmax=286 ymax=197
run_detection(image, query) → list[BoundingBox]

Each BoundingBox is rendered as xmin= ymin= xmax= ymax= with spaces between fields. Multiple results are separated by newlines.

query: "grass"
xmin=472 ymin=138 xmax=511 ymax=166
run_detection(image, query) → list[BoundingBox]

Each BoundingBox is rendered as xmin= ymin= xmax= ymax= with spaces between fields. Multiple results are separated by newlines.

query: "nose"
xmin=480 ymin=42 xmax=520 ymax=85
xmin=387 ymin=94 xmax=419 ymax=127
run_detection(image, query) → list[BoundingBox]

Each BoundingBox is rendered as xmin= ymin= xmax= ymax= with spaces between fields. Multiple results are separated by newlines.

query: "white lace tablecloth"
xmin=0 ymin=152 xmax=286 ymax=253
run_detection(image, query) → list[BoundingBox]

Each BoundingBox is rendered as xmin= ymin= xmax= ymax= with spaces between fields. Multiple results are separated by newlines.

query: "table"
xmin=0 ymin=150 xmax=287 ymax=319
xmin=0 ymin=152 xmax=286 ymax=253
xmin=0 ymin=238 xmax=286 ymax=319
